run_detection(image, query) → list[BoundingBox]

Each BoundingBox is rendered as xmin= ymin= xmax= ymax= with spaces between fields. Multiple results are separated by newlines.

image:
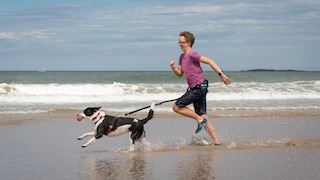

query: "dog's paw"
xmin=81 ymin=144 xmax=87 ymax=148
xmin=77 ymin=137 xmax=83 ymax=140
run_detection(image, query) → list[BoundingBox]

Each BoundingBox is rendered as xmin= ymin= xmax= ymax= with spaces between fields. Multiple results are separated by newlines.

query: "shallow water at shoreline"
xmin=1 ymin=112 xmax=320 ymax=180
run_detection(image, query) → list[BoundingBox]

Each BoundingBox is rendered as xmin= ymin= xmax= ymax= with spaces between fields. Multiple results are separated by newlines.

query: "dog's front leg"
xmin=80 ymin=127 xmax=105 ymax=148
xmin=81 ymin=137 xmax=97 ymax=148
xmin=77 ymin=131 xmax=95 ymax=140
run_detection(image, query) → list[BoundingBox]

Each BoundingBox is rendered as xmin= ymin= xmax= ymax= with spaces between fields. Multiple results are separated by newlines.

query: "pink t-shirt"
xmin=179 ymin=50 xmax=205 ymax=88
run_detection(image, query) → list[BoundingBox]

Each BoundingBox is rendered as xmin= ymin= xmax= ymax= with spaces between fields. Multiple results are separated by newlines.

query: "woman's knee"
xmin=172 ymin=103 xmax=179 ymax=113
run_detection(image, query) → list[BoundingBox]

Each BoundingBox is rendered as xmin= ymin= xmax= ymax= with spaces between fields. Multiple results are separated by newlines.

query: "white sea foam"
xmin=0 ymin=81 xmax=319 ymax=114
xmin=1 ymin=81 xmax=319 ymax=101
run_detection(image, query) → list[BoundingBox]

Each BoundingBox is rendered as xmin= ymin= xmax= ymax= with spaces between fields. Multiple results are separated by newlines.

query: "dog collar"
xmin=92 ymin=112 xmax=104 ymax=124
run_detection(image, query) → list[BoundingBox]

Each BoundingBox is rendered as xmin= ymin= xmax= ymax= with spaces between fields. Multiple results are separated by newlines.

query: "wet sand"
xmin=0 ymin=112 xmax=320 ymax=180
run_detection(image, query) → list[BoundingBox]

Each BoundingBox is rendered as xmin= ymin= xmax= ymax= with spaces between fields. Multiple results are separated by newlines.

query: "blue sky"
xmin=0 ymin=0 xmax=319 ymax=71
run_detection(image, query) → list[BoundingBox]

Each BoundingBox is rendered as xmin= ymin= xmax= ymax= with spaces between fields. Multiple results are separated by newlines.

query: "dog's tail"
xmin=130 ymin=102 xmax=155 ymax=143
xmin=140 ymin=102 xmax=155 ymax=124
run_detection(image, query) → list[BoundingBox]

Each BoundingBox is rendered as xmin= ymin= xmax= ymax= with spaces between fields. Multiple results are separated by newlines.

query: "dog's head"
xmin=77 ymin=107 xmax=102 ymax=121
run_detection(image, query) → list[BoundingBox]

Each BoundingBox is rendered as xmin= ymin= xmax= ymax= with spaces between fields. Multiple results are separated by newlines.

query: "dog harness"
xmin=93 ymin=112 xmax=116 ymax=136
xmin=104 ymin=124 xmax=114 ymax=135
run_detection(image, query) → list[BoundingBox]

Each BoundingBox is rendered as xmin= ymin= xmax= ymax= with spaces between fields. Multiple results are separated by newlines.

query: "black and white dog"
xmin=77 ymin=102 xmax=155 ymax=151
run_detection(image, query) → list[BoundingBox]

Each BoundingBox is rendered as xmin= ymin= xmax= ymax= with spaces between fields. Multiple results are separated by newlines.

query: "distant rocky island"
xmin=241 ymin=69 xmax=304 ymax=72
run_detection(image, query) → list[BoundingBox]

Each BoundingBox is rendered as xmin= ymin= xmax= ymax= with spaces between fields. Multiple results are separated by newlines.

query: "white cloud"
xmin=21 ymin=30 xmax=53 ymax=40
xmin=0 ymin=32 xmax=17 ymax=40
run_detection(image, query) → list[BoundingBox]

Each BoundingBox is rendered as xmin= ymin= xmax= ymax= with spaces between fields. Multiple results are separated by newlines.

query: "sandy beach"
xmin=1 ymin=111 xmax=320 ymax=180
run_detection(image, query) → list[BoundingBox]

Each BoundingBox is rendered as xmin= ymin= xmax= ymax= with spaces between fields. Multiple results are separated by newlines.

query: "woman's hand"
xmin=170 ymin=59 xmax=175 ymax=68
xmin=220 ymin=74 xmax=231 ymax=85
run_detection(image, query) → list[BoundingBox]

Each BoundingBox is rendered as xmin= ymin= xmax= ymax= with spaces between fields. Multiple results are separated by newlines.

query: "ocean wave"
xmin=115 ymin=138 xmax=320 ymax=152
xmin=1 ymin=81 xmax=319 ymax=101
xmin=0 ymin=83 xmax=17 ymax=94
xmin=0 ymin=81 xmax=319 ymax=115
xmin=1 ymin=105 xmax=319 ymax=116
xmin=224 ymin=138 xmax=320 ymax=150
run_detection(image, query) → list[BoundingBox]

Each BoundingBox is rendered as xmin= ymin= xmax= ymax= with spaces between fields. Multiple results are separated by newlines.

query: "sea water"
xmin=1 ymin=71 xmax=320 ymax=180
xmin=0 ymin=71 xmax=319 ymax=117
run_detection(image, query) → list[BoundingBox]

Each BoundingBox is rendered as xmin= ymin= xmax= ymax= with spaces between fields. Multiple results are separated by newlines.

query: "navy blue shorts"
xmin=175 ymin=87 xmax=208 ymax=115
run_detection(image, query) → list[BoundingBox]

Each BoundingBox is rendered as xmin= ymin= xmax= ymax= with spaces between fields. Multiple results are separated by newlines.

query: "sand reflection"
xmin=79 ymin=152 xmax=148 ymax=180
xmin=174 ymin=147 xmax=217 ymax=180
xmin=79 ymin=146 xmax=218 ymax=179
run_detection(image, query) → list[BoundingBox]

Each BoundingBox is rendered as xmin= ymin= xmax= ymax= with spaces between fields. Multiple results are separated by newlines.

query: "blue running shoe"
xmin=195 ymin=118 xmax=208 ymax=134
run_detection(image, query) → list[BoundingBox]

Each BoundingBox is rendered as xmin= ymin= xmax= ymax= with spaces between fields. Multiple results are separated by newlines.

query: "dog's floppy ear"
xmin=95 ymin=107 xmax=101 ymax=110
xmin=84 ymin=107 xmax=101 ymax=116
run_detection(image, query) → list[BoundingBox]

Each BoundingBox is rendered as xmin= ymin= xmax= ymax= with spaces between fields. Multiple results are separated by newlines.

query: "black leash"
xmin=122 ymin=98 xmax=179 ymax=116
